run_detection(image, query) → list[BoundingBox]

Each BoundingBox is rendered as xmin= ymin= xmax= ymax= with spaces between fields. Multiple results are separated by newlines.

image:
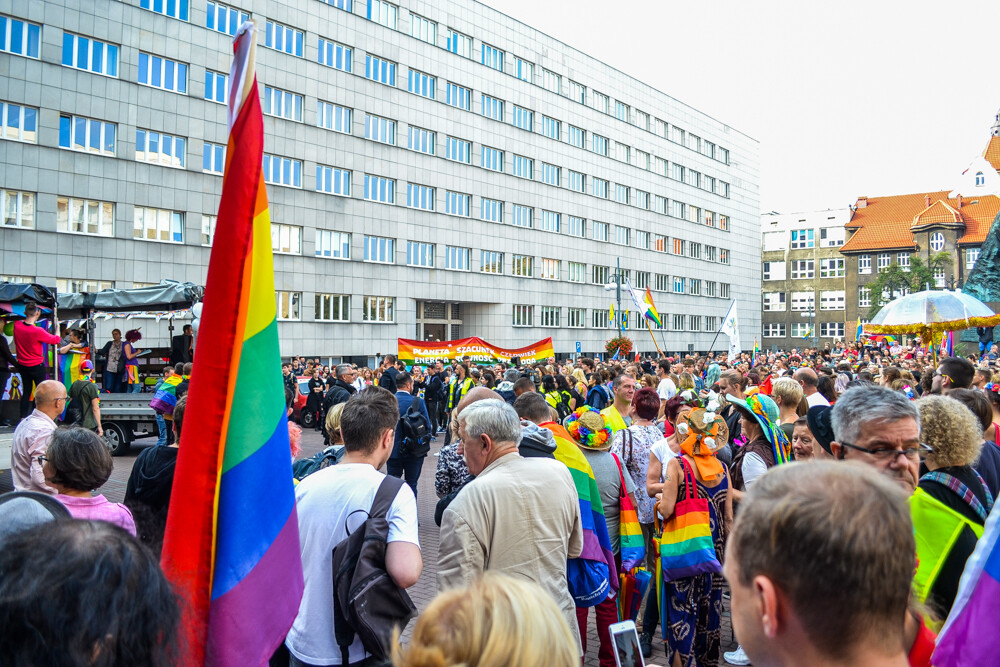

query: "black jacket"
xmin=425 ymin=373 xmax=446 ymax=402
xmin=324 ymin=378 xmax=356 ymax=411
xmin=170 ymin=333 xmax=193 ymax=365
xmin=978 ymin=327 xmax=995 ymax=345
xmin=0 ymin=335 xmax=15 ymax=370
xmin=378 ymin=367 xmax=398 ymax=394
xmin=124 ymin=445 xmax=178 ymax=555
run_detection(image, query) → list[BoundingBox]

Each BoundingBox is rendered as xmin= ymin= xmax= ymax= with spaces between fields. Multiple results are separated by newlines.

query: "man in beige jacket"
xmin=438 ymin=398 xmax=584 ymax=653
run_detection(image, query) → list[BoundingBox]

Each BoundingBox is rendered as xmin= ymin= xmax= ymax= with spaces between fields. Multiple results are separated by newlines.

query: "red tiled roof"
xmin=983 ymin=135 xmax=1000 ymax=173
xmin=841 ymin=191 xmax=1000 ymax=252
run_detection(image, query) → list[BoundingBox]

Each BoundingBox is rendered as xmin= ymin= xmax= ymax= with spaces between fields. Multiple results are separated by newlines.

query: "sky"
xmin=479 ymin=0 xmax=1000 ymax=214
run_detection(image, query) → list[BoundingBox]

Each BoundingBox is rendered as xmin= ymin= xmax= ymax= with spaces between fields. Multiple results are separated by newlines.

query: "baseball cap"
xmin=81 ymin=360 xmax=94 ymax=372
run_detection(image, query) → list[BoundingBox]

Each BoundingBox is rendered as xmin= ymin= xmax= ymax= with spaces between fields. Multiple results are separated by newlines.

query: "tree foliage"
xmin=866 ymin=251 xmax=952 ymax=319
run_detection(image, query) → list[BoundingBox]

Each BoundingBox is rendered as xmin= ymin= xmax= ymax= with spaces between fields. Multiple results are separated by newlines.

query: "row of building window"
xmin=762 ymin=227 xmax=846 ymax=251
xmin=765 ymin=248 xmax=979 ymax=281
xmin=763 ymin=322 xmax=846 ymax=338
xmin=762 ymin=291 xmax=846 ymax=312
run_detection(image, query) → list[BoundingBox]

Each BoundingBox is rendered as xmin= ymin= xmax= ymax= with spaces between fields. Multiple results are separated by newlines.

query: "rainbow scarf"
xmin=544 ymin=422 xmax=619 ymax=598
xmin=149 ymin=374 xmax=183 ymax=416
xmin=160 ymin=23 xmax=303 ymax=666
xmin=746 ymin=394 xmax=793 ymax=466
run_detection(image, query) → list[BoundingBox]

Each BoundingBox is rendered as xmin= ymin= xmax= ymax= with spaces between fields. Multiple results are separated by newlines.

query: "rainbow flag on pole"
xmin=643 ymin=287 xmax=663 ymax=327
xmin=59 ymin=349 xmax=90 ymax=391
xmin=160 ymin=22 xmax=303 ymax=665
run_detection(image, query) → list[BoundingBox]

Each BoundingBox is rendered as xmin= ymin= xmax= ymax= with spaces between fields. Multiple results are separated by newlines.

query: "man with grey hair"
xmin=829 ymin=384 xmax=922 ymax=494
xmin=794 ymin=367 xmax=830 ymax=408
xmin=438 ymin=399 xmax=584 ymax=655
xmin=494 ymin=368 xmax=520 ymax=405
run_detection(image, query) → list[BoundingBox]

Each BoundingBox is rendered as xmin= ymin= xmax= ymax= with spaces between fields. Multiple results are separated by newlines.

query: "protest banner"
xmin=398 ymin=336 xmax=555 ymax=366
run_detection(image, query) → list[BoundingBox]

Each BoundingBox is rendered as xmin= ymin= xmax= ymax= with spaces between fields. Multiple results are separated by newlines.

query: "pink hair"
xmin=287 ymin=421 xmax=302 ymax=458
xmin=124 ymin=328 xmax=142 ymax=343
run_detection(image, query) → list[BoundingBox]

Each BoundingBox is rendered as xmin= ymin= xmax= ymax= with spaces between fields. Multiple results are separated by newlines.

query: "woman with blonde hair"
xmin=324 ymin=402 xmax=346 ymax=446
xmin=392 ymin=572 xmax=579 ymax=667
xmin=677 ymin=372 xmax=696 ymax=391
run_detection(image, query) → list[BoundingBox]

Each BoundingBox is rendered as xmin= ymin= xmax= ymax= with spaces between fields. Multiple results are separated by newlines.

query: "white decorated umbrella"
xmin=866 ymin=290 xmax=1000 ymax=336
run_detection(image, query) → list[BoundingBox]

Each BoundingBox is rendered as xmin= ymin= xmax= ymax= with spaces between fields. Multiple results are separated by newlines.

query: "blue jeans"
xmin=155 ymin=413 xmax=167 ymax=446
xmin=128 ymin=382 xmax=142 ymax=393
xmin=386 ymin=454 xmax=425 ymax=498
xmin=104 ymin=371 xmax=124 ymax=393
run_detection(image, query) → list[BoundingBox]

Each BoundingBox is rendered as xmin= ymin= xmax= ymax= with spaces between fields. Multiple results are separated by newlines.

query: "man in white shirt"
xmin=286 ymin=387 xmax=422 ymax=667
xmin=10 ymin=380 xmax=64 ymax=494
xmin=794 ymin=367 xmax=830 ymax=408
xmin=655 ymin=359 xmax=676 ymax=405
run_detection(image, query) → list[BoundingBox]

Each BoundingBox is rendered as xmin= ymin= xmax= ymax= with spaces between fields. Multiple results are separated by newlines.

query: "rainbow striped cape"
xmin=149 ymin=373 xmax=183 ymax=416
xmin=160 ymin=23 xmax=303 ymax=666
xmin=545 ymin=422 xmax=618 ymax=601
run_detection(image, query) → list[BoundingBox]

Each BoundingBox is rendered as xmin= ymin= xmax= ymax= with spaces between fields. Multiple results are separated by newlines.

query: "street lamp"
xmin=603 ymin=257 xmax=626 ymax=335
xmin=800 ymin=310 xmax=817 ymax=349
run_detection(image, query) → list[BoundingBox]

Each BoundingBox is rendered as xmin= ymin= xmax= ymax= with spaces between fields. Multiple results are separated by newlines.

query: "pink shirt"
xmin=13 ymin=320 xmax=61 ymax=366
xmin=11 ymin=409 xmax=57 ymax=494
xmin=56 ymin=494 xmax=137 ymax=536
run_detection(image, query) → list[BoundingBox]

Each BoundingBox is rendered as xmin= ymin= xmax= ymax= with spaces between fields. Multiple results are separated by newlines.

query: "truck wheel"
xmin=104 ymin=423 xmax=132 ymax=456
xmin=302 ymin=410 xmax=316 ymax=429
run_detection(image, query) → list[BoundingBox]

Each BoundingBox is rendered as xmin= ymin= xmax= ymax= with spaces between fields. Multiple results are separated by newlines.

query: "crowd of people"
xmin=5 ymin=334 xmax=1000 ymax=666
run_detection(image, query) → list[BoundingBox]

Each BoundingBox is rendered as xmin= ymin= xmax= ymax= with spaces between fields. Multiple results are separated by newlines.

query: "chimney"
xmin=957 ymin=194 xmax=963 ymax=209
xmin=857 ymin=196 xmax=867 ymax=208
xmin=925 ymin=195 xmax=931 ymax=207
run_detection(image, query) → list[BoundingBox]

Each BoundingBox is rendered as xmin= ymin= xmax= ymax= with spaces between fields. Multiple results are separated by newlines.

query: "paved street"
xmin=4 ymin=425 xmax=740 ymax=666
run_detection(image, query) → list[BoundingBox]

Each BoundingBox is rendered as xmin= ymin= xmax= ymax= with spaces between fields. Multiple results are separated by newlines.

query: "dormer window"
xmin=930 ymin=232 xmax=945 ymax=252
xmin=976 ymin=171 xmax=985 ymax=186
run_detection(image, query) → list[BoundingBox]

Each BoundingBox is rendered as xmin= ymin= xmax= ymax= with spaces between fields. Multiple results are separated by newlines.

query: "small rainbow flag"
xmin=160 ymin=22 xmax=303 ymax=665
xmin=752 ymin=337 xmax=760 ymax=359
xmin=643 ymin=287 xmax=663 ymax=328
xmin=941 ymin=331 xmax=954 ymax=357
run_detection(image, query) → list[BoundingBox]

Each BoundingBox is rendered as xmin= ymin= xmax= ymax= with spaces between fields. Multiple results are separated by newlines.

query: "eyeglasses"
xmin=35 ymin=455 xmax=48 ymax=463
xmin=838 ymin=441 xmax=932 ymax=461
xmin=54 ymin=396 xmax=68 ymax=403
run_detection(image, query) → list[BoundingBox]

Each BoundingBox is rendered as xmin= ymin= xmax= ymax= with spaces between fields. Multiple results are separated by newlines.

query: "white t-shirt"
xmin=806 ymin=391 xmax=830 ymax=408
xmin=650 ymin=439 xmax=677 ymax=519
xmin=656 ymin=378 xmax=677 ymax=401
xmin=286 ymin=463 xmax=420 ymax=666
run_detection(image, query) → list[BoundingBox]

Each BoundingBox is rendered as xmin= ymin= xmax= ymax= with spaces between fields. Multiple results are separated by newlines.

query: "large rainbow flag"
xmin=59 ymin=349 xmax=90 ymax=391
xmin=160 ymin=22 xmax=303 ymax=665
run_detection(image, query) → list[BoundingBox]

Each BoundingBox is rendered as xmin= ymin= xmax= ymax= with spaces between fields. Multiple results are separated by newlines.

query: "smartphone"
xmin=609 ymin=620 xmax=645 ymax=667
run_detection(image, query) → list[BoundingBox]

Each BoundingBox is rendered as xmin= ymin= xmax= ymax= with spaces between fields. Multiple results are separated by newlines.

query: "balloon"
xmin=2 ymin=322 xmax=12 ymax=336
xmin=191 ymin=302 xmax=203 ymax=318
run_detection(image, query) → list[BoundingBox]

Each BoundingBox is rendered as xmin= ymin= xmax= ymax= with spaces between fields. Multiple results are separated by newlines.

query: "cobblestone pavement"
xmin=2 ymin=424 xmax=741 ymax=666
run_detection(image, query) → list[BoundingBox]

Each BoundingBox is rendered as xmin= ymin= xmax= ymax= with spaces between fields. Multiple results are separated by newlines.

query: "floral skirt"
xmin=662 ymin=572 xmax=722 ymax=667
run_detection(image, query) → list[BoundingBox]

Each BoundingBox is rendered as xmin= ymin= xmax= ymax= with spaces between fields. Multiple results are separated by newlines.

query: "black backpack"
xmin=291 ymin=446 xmax=343 ymax=481
xmin=398 ymin=401 xmax=430 ymax=456
xmin=548 ymin=390 xmax=572 ymax=421
xmin=331 ymin=475 xmax=417 ymax=664
xmin=64 ymin=381 xmax=87 ymax=425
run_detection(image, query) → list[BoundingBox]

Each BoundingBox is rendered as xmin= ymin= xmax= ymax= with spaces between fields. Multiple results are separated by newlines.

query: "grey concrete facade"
xmin=0 ymin=0 xmax=760 ymax=359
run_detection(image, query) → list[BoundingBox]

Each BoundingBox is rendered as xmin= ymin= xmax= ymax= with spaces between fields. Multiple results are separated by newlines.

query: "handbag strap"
xmin=624 ymin=429 xmax=634 ymax=469
xmin=611 ymin=452 xmax=628 ymax=500
xmin=677 ymin=456 xmax=697 ymax=503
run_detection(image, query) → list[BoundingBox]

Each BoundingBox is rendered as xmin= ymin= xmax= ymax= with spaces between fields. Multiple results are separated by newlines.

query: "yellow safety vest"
xmin=448 ymin=377 xmax=475 ymax=410
xmin=601 ymin=404 xmax=628 ymax=435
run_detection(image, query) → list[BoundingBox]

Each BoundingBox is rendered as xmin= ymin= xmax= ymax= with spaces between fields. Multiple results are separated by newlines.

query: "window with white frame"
xmin=934 ymin=267 xmax=946 ymax=287
xmin=592 ymin=265 xmax=609 ymax=285
xmin=762 ymin=231 xmax=786 ymax=251
xmin=541 ymin=115 xmax=560 ymax=140
xmin=206 ymin=1 xmax=248 ymax=35
xmin=362 ymin=296 xmax=394 ymax=322
xmin=689 ymin=315 xmax=702 ymax=331
xmin=820 ymin=226 xmax=845 ymax=247
xmin=705 ymin=246 xmax=717 ymax=262
xmin=592 ymin=221 xmax=609 ymax=242
xmin=568 ymin=79 xmax=585 ymax=103
xmin=318 ymin=38 xmax=352 ymax=71
xmin=615 ymin=101 xmax=630 ymax=123
xmin=510 ymin=105 xmax=533 ymax=131
xmin=365 ymin=54 xmax=396 ymax=85
xmin=763 ymin=292 xmax=785 ymax=311
xmin=704 ymin=316 xmax=717 ymax=332
xmin=672 ymin=238 xmax=686 ymax=256
xmin=821 ymin=322 xmax=845 ymax=338
xmin=615 ymin=142 xmax=630 ymax=164
xmin=791 ymin=291 xmax=814 ymax=312
xmin=635 ymin=230 xmax=650 ymax=250
xmin=635 ymin=190 xmax=650 ymax=209
xmin=200 ymin=214 xmax=215 ymax=245
xmin=446 ymin=29 xmax=472 ymax=58
xmin=655 ymin=273 xmax=669 ymax=291
xmin=763 ymin=261 xmax=786 ymax=281
xmin=265 ymin=20 xmax=303 ymax=57
xmin=791 ymin=260 xmax=814 ymax=279
xmin=672 ymin=200 xmax=686 ymax=218
xmin=568 ymin=262 xmax=586 ymax=283
xmin=540 ymin=306 xmax=560 ymax=327
xmin=877 ymin=253 xmax=891 ymax=272
xmin=263 ymin=86 xmax=303 ymax=121
xmin=967 ymin=248 xmax=980 ymax=269
xmin=539 ymin=210 xmax=560 ymax=232
xmin=479 ymin=94 xmax=502 ymax=121
xmin=134 ymin=207 xmax=183 ymax=243
xmin=62 ymin=32 xmax=119 ymax=76
xmin=612 ymin=225 xmax=630 ymax=246
xmin=270 ymin=223 xmax=301 ymax=254
xmin=2 ymin=190 xmax=34 ymax=228
xmin=512 ymin=204 xmax=532 ymax=228
xmin=858 ymin=287 xmax=871 ymax=308
xmin=512 ymin=304 xmax=533 ymax=327
xmin=480 ymin=250 xmax=503 ymax=274
xmin=445 ymin=246 xmax=470 ymax=271
xmin=446 ymin=82 xmax=471 ymax=110
xmin=56 ymin=279 xmax=113 ymax=293
xmin=511 ymin=254 xmax=533 ymax=277
xmin=592 ymin=178 xmax=609 ymax=199
xmin=315 ymin=293 xmax=350 ymax=322
xmin=512 ymin=154 xmax=533 ymax=179
xmin=568 ymin=216 xmax=585 ymax=238
xmin=407 ymin=69 xmax=435 ymax=99
xmin=792 ymin=322 xmax=813 ymax=338
xmin=367 ymin=0 xmax=397 ymax=28
xmin=263 ymin=154 xmax=302 ymax=188
xmin=406 ymin=241 xmax=434 ymax=267
xmin=446 ymin=136 xmax=471 ymax=163
xmin=691 ymin=278 xmax=703 ymax=296
xmin=593 ymin=91 xmax=609 ymax=114
xmin=671 ymin=163 xmax=685 ymax=181
xmin=406 ymin=184 xmax=434 ymax=211
xmin=539 ymin=68 xmax=560 ymax=93
xmin=59 ymin=114 xmax=116 ymax=155
xmin=672 ymin=314 xmax=685 ymax=331
xmin=930 ymin=232 xmax=946 ymax=252
xmin=204 ymin=70 xmax=228 ymax=103
xmin=317 ymin=101 xmax=352 ymax=133
xmin=135 ymin=129 xmax=186 ymax=168
xmin=364 ymin=114 xmax=395 ymax=144
xmin=567 ymin=307 xmax=585 ymax=328
xmin=316 ymin=165 xmax=351 ymax=196
xmin=57 ymin=197 xmax=113 ymax=237
xmin=363 ymin=235 xmax=394 ymax=263
xmin=407 ymin=126 xmax=434 ymax=154
xmin=363 ymin=174 xmax=394 ymax=203
xmin=482 ymin=146 xmax=503 ymax=172
xmin=541 ymin=258 xmax=559 ymax=280
xmin=686 ymin=205 xmax=701 ymax=224
xmin=137 ymin=52 xmax=187 ymax=92
xmin=858 ymin=254 xmax=871 ymax=274
xmin=689 ymin=242 xmax=702 ymax=259
xmin=654 ymin=196 xmax=668 ymax=215
xmin=482 ymin=43 xmax=504 ymax=70
xmin=790 ymin=229 xmax=814 ymax=249
xmin=0 ymin=101 xmax=37 ymax=143
xmin=592 ymin=134 xmax=608 ymax=156
xmin=819 ymin=258 xmax=845 ymax=278
xmin=634 ymin=271 xmax=649 ymax=290
xmin=481 ymin=198 xmax=503 ymax=223
xmin=764 ymin=323 xmax=786 ymax=338
xmin=514 ymin=57 xmax=532 ymax=82
xmin=820 ymin=290 xmax=845 ymax=311
xmin=409 ymin=13 xmax=436 ymax=44
xmin=446 ymin=191 xmax=470 ymax=217
xmin=1 ymin=274 xmax=34 ymax=283
xmin=315 ymin=230 xmax=350 ymax=259
xmin=615 ymin=184 xmax=630 ymax=204
xmin=896 ymin=252 xmax=910 ymax=270
xmin=705 ymin=281 xmax=717 ymax=297
xmin=672 ymin=276 xmax=687 ymax=294
xmin=720 ymin=215 xmax=730 ymax=230
xmin=686 ymin=169 xmax=700 ymax=189
xmin=568 ymin=125 xmax=585 ymax=148
xmin=541 ymin=163 xmax=560 ymax=186
xmin=592 ymin=309 xmax=610 ymax=328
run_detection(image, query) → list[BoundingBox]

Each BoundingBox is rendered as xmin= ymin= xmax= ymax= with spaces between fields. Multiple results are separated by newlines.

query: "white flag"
xmin=720 ymin=300 xmax=741 ymax=358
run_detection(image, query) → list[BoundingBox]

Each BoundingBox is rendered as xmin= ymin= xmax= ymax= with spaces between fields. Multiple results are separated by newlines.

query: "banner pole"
xmin=645 ymin=318 xmax=664 ymax=357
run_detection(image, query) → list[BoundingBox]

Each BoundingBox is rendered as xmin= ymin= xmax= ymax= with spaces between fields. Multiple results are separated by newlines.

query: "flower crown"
xmin=565 ymin=406 xmax=613 ymax=449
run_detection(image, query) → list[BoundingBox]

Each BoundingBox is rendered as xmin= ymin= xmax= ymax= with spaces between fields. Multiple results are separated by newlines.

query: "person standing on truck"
xmin=68 ymin=360 xmax=102 ymax=437
xmin=13 ymin=301 xmax=79 ymax=420
xmin=122 ymin=330 xmax=144 ymax=393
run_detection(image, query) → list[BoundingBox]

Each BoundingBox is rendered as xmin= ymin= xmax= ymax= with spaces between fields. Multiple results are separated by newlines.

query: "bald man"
xmin=794 ymin=367 xmax=829 ymax=408
xmin=11 ymin=380 xmax=66 ymax=494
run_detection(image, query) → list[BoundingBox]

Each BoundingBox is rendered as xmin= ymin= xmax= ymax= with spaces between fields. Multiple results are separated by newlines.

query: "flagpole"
xmin=644 ymin=318 xmax=664 ymax=357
